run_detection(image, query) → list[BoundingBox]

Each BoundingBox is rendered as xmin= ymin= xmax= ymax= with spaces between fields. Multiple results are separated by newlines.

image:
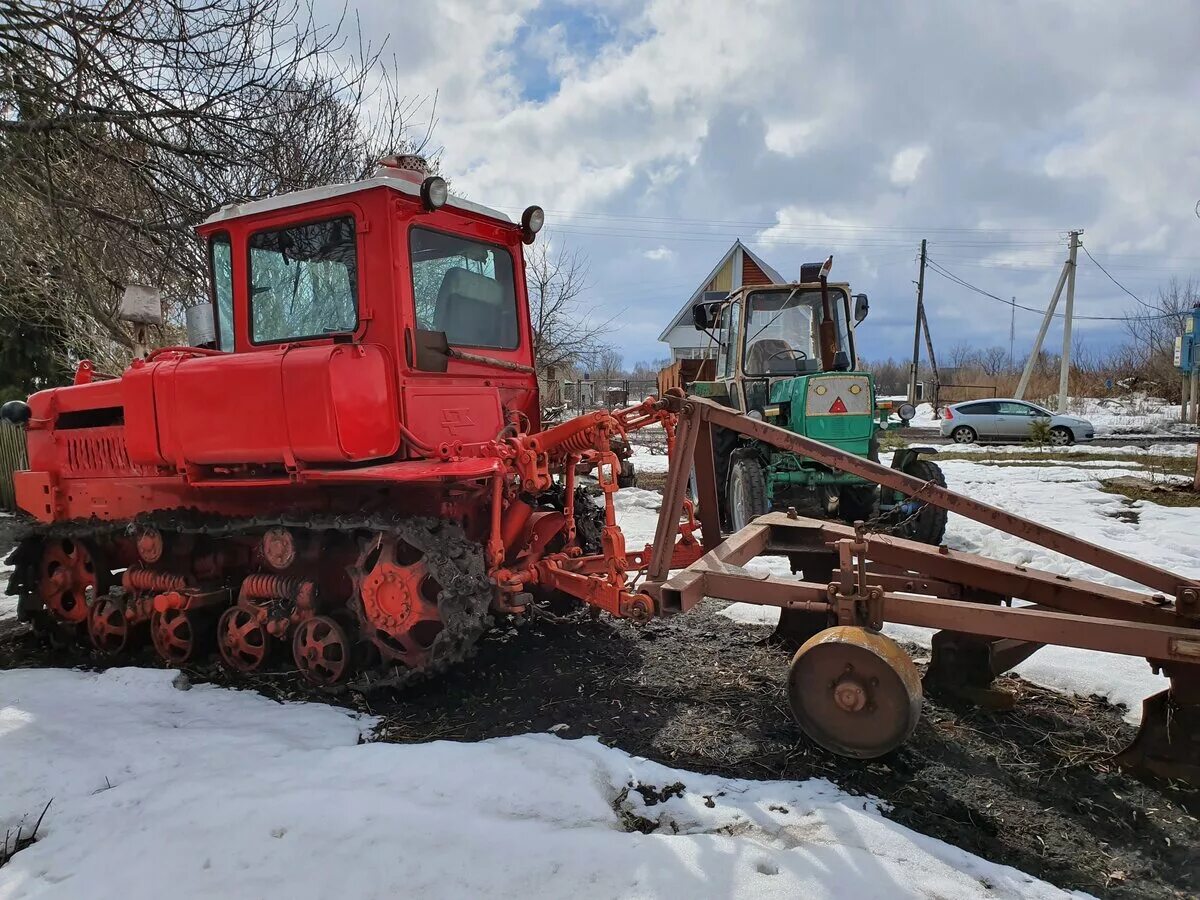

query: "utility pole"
xmin=920 ymin=305 xmax=941 ymax=415
xmin=1009 ymin=297 xmax=1015 ymax=371
xmin=907 ymin=239 xmax=927 ymax=405
xmin=1015 ymin=232 xmax=1077 ymax=400
xmin=1056 ymin=230 xmax=1080 ymax=413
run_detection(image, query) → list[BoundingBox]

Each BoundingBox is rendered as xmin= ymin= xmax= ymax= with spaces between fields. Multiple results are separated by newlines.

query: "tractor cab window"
xmin=410 ymin=228 xmax=519 ymax=349
xmin=248 ymin=216 xmax=358 ymax=344
xmin=209 ymin=233 xmax=234 ymax=351
xmin=742 ymin=289 xmax=821 ymax=376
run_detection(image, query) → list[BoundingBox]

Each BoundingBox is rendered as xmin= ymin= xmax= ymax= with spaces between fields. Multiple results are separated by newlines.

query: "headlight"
xmin=421 ymin=176 xmax=448 ymax=211
xmin=521 ymin=205 xmax=545 ymax=244
xmin=747 ymin=409 xmax=763 ymax=420
xmin=898 ymin=403 xmax=916 ymax=420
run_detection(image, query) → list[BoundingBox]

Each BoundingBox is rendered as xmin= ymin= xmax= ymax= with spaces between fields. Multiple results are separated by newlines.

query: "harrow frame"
xmin=638 ymin=395 xmax=1200 ymax=779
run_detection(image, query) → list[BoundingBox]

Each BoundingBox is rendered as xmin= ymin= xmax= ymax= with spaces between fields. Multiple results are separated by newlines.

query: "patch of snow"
xmin=0 ymin=667 xmax=1077 ymax=899
xmin=943 ymin=441 xmax=1198 ymax=459
xmin=1070 ymin=395 xmax=1181 ymax=436
xmin=630 ymin=446 xmax=672 ymax=474
xmin=0 ymin=561 xmax=14 ymax=622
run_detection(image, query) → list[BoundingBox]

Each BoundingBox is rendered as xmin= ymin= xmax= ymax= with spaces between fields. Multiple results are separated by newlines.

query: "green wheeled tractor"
xmin=688 ymin=256 xmax=947 ymax=546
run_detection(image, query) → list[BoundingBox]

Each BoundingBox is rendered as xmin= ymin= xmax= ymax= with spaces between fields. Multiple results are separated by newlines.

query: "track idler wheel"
xmin=787 ymin=626 xmax=922 ymax=759
xmin=292 ymin=615 xmax=352 ymax=686
xmin=217 ymin=606 xmax=271 ymax=673
xmin=87 ymin=594 xmax=136 ymax=655
xmin=38 ymin=538 xmax=108 ymax=625
xmin=150 ymin=609 xmax=205 ymax=666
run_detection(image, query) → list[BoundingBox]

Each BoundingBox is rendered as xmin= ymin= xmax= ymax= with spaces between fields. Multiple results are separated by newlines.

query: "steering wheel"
xmin=767 ymin=348 xmax=808 ymax=362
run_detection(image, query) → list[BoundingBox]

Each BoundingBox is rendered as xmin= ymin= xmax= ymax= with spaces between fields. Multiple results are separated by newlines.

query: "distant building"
xmin=657 ymin=240 xmax=784 ymax=362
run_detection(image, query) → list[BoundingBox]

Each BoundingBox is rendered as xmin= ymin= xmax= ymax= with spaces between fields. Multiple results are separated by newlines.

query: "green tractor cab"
xmin=690 ymin=257 xmax=946 ymax=545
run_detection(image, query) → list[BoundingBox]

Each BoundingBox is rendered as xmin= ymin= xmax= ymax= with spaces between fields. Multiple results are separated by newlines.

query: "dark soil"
xmin=1102 ymin=477 xmax=1200 ymax=508
xmin=2 ymin=519 xmax=1198 ymax=898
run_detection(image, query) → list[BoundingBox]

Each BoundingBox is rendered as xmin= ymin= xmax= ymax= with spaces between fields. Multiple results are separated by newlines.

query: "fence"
xmin=545 ymin=378 xmax=659 ymax=416
xmin=0 ymin=426 xmax=28 ymax=511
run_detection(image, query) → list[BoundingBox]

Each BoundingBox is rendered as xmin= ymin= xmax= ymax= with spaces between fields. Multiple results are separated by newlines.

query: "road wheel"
xmin=788 ymin=626 xmax=923 ymax=759
xmin=1049 ymin=426 xmax=1074 ymax=446
xmin=728 ymin=456 xmax=768 ymax=532
xmin=951 ymin=425 xmax=977 ymax=444
xmin=894 ymin=458 xmax=948 ymax=545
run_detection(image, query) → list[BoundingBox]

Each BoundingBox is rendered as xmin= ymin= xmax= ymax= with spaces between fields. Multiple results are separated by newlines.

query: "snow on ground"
xmin=630 ymin=446 xmax=672 ymax=474
xmin=941 ymin=441 xmax=1198 ymax=459
xmin=0 ymin=560 xmax=14 ymax=621
xmin=1070 ymin=395 xmax=1183 ymax=436
xmin=0 ymin=667 xmax=1078 ymax=899
xmin=717 ymin=451 xmax=1200 ymax=721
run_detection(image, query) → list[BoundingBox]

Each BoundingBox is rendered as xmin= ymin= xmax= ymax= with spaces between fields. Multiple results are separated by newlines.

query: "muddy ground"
xmin=2 ymin=515 xmax=1198 ymax=898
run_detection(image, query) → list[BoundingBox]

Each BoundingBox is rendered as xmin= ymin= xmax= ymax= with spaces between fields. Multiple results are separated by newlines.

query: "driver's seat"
xmin=746 ymin=338 xmax=793 ymax=373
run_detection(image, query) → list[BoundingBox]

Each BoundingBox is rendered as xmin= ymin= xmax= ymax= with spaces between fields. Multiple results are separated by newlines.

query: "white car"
xmin=939 ymin=399 xmax=1095 ymax=445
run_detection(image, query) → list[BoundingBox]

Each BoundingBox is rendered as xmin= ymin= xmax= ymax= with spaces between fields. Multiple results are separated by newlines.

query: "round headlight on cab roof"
xmin=898 ymin=403 xmax=916 ymax=421
xmin=521 ymin=205 xmax=545 ymax=244
xmin=421 ymin=175 xmax=448 ymax=211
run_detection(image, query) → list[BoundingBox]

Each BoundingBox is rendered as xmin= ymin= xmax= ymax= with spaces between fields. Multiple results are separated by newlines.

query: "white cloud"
xmin=642 ymin=246 xmax=675 ymax=261
xmin=330 ymin=0 xmax=1200 ymax=364
xmin=889 ymin=145 xmax=929 ymax=187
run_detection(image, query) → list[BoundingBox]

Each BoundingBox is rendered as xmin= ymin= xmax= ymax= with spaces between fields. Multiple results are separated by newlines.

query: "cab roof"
xmin=199 ymin=165 xmax=513 ymax=229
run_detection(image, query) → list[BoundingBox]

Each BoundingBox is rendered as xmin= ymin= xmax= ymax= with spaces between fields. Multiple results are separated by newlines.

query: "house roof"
xmin=656 ymin=240 xmax=785 ymax=342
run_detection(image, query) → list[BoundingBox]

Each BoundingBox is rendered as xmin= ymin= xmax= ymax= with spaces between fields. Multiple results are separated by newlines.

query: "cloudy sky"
xmin=346 ymin=0 xmax=1200 ymax=367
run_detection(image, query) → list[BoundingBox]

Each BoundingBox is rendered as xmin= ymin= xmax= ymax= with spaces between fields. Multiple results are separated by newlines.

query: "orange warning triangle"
xmin=829 ymin=396 xmax=848 ymax=414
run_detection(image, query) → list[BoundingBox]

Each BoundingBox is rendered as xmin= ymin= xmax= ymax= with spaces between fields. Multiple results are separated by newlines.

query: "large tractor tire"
xmin=727 ymin=456 xmax=768 ymax=532
xmin=893 ymin=458 xmax=948 ymax=545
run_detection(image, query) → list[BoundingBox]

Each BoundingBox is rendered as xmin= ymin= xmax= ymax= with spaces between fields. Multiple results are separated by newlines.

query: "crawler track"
xmin=4 ymin=511 xmax=495 ymax=689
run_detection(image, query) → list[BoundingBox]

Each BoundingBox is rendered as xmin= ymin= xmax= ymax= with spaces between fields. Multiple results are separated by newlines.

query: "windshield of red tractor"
xmin=410 ymin=228 xmax=519 ymax=350
xmin=742 ymin=288 xmax=853 ymax=375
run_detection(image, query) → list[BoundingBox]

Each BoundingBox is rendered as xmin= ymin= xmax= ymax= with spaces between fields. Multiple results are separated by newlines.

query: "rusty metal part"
xmin=771 ymin=552 xmax=834 ymax=649
xmin=292 ymin=615 xmax=351 ymax=685
xmin=88 ymin=592 xmax=135 ymax=655
xmin=217 ymin=606 xmax=271 ymax=672
xmin=260 ymin=527 xmax=297 ymax=571
xmin=150 ymin=608 xmax=203 ymax=665
xmin=37 ymin=538 xmax=106 ymax=624
xmin=788 ymin=626 xmax=922 ymax=759
xmin=1116 ymin=667 xmax=1200 ymax=782
xmin=925 ymin=631 xmax=1043 ymax=710
xmin=135 ymin=526 xmax=163 ymax=564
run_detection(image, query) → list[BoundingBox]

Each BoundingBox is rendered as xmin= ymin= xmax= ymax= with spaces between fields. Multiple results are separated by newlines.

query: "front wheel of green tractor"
xmin=893 ymin=458 xmax=948 ymax=545
xmin=728 ymin=455 xmax=768 ymax=532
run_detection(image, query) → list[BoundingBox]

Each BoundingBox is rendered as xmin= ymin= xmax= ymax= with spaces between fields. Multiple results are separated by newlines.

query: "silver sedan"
xmin=939 ymin=399 xmax=1095 ymax=445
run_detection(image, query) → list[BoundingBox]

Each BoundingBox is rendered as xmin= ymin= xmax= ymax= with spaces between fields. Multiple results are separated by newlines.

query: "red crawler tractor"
xmin=1 ymin=157 xmax=701 ymax=688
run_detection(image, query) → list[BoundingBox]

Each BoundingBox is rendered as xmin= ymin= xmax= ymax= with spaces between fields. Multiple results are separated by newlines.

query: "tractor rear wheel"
xmin=728 ymin=456 xmax=768 ymax=532
xmin=893 ymin=458 xmax=948 ymax=545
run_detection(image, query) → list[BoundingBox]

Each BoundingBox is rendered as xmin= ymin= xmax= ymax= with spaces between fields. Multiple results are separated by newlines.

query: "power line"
xmin=924 ymin=256 xmax=1182 ymax=322
xmin=1079 ymin=244 xmax=1158 ymax=312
